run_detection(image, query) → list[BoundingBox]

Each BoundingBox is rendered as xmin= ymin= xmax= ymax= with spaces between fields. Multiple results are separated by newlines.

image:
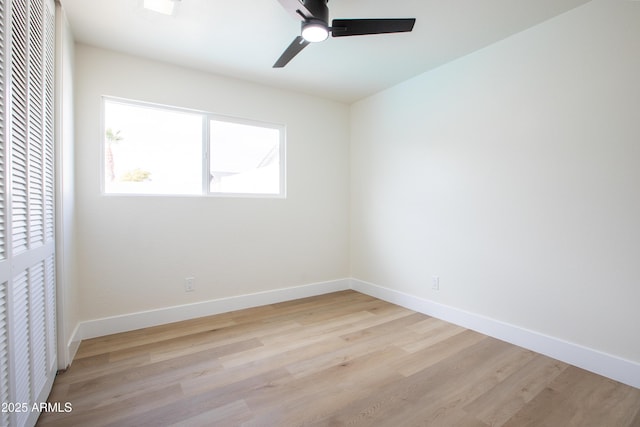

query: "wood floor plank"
xmin=52 ymin=352 xmax=152 ymax=386
xmin=65 ymin=339 xmax=259 ymax=409
xmin=245 ymin=346 xmax=408 ymax=426
xmin=396 ymin=329 xmax=488 ymax=377
xmin=169 ymin=400 xmax=252 ymax=427
xmin=178 ymin=335 xmax=348 ymax=398
xmin=287 ymin=326 xmax=421 ymax=380
xmin=38 ymin=383 xmax=183 ymax=427
xmin=400 ymin=320 xmax=467 ymax=353
xmin=503 ymin=366 xmax=640 ymax=427
xmin=115 ymin=369 xmax=291 ymax=427
xmin=74 ymin=316 xmax=238 ymax=360
xmin=327 ymin=337 xmax=524 ymax=426
xmin=463 ymin=353 xmax=568 ymax=426
xmin=38 ymin=291 xmax=640 ymax=427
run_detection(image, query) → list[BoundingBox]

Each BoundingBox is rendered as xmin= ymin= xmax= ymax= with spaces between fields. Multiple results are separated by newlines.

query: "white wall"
xmin=74 ymin=45 xmax=350 ymax=322
xmin=351 ymin=0 xmax=640 ymax=364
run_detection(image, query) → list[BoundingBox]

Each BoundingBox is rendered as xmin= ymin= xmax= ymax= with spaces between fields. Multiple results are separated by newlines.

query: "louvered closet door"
xmin=0 ymin=3 xmax=10 ymax=427
xmin=1 ymin=0 xmax=57 ymax=426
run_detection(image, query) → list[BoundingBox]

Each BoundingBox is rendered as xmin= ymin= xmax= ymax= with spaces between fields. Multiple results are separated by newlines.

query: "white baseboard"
xmin=58 ymin=323 xmax=81 ymax=371
xmin=350 ymin=278 xmax=640 ymax=390
xmin=65 ymin=324 xmax=81 ymax=368
xmin=75 ymin=279 xmax=350 ymax=341
xmin=69 ymin=277 xmax=639 ymax=389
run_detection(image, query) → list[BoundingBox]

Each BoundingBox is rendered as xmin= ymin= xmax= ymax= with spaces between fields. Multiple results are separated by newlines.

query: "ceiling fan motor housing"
xmin=302 ymin=0 xmax=329 ymax=24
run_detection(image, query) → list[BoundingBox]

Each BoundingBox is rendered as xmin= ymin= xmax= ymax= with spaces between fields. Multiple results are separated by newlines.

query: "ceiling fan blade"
xmin=273 ymin=36 xmax=311 ymax=68
xmin=331 ymin=18 xmax=416 ymax=37
xmin=276 ymin=0 xmax=314 ymax=21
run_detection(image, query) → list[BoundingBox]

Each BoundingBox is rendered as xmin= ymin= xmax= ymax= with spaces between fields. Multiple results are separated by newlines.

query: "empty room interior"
xmin=1 ymin=0 xmax=639 ymax=426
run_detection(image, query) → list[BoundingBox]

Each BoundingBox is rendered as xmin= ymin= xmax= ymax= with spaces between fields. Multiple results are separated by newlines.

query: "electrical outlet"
xmin=432 ymin=276 xmax=440 ymax=291
xmin=184 ymin=277 xmax=195 ymax=292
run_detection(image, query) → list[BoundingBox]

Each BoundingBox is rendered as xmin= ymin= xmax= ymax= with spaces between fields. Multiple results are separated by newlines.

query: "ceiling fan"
xmin=273 ymin=0 xmax=416 ymax=68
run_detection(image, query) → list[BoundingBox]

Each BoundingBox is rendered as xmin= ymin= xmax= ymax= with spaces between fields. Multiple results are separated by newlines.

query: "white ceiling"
xmin=59 ymin=0 xmax=591 ymax=103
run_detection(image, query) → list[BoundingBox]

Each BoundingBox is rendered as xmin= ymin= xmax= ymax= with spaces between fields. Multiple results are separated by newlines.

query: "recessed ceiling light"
xmin=143 ymin=0 xmax=179 ymax=16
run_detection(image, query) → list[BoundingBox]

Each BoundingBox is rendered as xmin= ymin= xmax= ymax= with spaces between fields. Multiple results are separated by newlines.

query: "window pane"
xmin=104 ymin=100 xmax=202 ymax=195
xmin=209 ymin=120 xmax=281 ymax=195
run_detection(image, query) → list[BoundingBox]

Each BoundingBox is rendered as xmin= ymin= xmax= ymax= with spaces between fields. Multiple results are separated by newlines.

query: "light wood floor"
xmin=38 ymin=291 xmax=640 ymax=426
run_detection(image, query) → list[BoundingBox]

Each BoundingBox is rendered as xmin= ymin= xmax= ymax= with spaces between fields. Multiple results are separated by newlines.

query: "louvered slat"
xmin=44 ymin=3 xmax=57 ymax=377
xmin=45 ymin=254 xmax=56 ymax=370
xmin=29 ymin=261 xmax=47 ymax=397
xmin=11 ymin=0 xmax=30 ymax=255
xmin=0 ymin=0 xmax=6 ymax=260
xmin=28 ymin=0 xmax=45 ymax=248
xmin=12 ymin=270 xmax=31 ymax=427
xmin=0 ymin=282 xmax=10 ymax=427
xmin=43 ymin=2 xmax=55 ymax=242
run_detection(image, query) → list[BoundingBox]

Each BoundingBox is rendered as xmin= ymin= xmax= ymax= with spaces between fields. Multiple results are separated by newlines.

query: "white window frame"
xmin=101 ymin=96 xmax=287 ymax=198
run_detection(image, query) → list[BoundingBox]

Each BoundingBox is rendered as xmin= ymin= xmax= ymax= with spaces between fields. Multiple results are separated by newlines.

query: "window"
xmin=102 ymin=98 xmax=285 ymax=197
